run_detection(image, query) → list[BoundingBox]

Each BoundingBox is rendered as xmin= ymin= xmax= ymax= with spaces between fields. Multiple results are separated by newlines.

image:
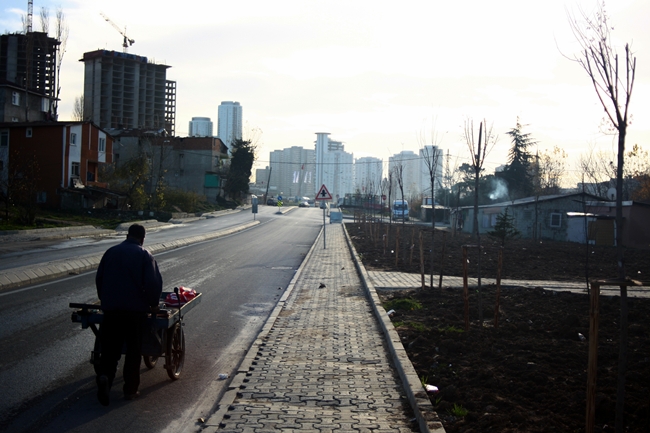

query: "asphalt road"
xmin=0 ymin=210 xmax=266 ymax=272
xmin=0 ymin=206 xmax=324 ymax=433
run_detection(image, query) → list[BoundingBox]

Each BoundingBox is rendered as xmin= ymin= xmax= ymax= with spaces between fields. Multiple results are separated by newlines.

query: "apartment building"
xmin=109 ymin=129 xmax=228 ymax=203
xmin=0 ymin=32 xmax=60 ymax=122
xmin=354 ymin=156 xmax=383 ymax=195
xmin=217 ymin=101 xmax=242 ymax=152
xmin=314 ymin=132 xmax=353 ymax=202
xmin=81 ymin=50 xmax=176 ymax=135
xmin=268 ymin=146 xmax=315 ymax=200
xmin=189 ymin=117 xmax=213 ymax=137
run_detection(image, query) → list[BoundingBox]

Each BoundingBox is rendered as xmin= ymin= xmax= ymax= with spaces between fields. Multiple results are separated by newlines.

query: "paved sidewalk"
xmin=368 ymin=271 xmax=587 ymax=292
xmin=203 ymin=224 xmax=444 ymax=433
xmin=367 ymin=271 xmax=650 ymax=298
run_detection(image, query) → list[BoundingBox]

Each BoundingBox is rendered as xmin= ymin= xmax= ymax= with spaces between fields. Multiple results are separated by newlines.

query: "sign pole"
xmin=323 ymin=205 xmax=326 ymax=249
xmin=315 ymin=184 xmax=333 ymax=250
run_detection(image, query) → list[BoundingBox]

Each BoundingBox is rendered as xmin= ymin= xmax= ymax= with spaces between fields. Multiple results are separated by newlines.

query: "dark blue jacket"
xmin=96 ymin=238 xmax=163 ymax=312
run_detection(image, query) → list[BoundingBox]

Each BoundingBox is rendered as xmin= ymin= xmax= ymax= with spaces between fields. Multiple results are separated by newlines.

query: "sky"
xmin=2 ymin=0 xmax=649 ymax=186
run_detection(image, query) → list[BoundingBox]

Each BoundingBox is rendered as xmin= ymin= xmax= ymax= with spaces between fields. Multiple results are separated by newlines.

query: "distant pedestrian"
xmin=95 ymin=224 xmax=163 ymax=406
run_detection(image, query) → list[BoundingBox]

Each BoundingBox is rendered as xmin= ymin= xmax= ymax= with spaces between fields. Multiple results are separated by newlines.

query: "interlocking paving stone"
xmin=213 ymin=225 xmax=419 ymax=432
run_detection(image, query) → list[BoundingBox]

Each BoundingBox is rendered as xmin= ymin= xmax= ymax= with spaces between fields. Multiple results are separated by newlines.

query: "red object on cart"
xmin=164 ymin=286 xmax=196 ymax=307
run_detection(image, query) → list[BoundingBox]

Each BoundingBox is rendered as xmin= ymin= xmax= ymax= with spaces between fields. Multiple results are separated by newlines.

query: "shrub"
xmin=383 ymin=298 xmax=422 ymax=311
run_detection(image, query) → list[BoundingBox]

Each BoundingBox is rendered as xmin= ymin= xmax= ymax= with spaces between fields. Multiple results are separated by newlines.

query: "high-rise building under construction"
xmin=0 ymin=31 xmax=60 ymax=122
xmin=80 ymin=49 xmax=176 ymax=135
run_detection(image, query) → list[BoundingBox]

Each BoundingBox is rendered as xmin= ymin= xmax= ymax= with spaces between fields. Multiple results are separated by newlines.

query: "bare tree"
xmin=576 ymin=143 xmax=616 ymax=197
xmin=39 ymin=7 xmax=49 ymax=34
xmin=53 ymin=8 xmax=69 ymax=119
xmin=393 ymin=158 xmax=405 ymax=224
xmin=381 ymin=175 xmax=390 ymax=222
xmin=577 ymin=143 xmax=648 ymax=200
xmin=537 ymin=146 xmax=567 ymax=194
xmin=568 ymin=3 xmax=636 ymax=431
xmin=417 ymin=122 xmax=444 ymax=288
xmin=463 ymin=119 xmax=497 ymax=236
xmin=463 ymin=118 xmax=497 ymax=322
xmin=417 ymin=123 xmax=444 ymax=218
xmin=387 ymin=170 xmax=394 ymax=223
xmin=72 ymin=95 xmax=84 ymax=121
xmin=0 ymin=148 xmax=41 ymax=224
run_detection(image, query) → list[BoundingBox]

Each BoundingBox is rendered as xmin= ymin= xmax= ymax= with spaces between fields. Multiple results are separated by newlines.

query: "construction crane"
xmin=100 ymin=12 xmax=135 ymax=53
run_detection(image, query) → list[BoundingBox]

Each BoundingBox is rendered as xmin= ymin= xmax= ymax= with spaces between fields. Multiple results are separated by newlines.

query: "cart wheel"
xmin=165 ymin=322 xmax=185 ymax=380
xmin=143 ymin=355 xmax=158 ymax=369
xmin=92 ymin=337 xmax=102 ymax=375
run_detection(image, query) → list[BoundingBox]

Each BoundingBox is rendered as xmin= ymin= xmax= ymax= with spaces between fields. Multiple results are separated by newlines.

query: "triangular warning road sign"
xmin=315 ymin=184 xmax=332 ymax=200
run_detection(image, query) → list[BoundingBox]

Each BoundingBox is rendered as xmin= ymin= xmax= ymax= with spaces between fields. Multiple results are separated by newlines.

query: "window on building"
xmin=482 ymin=214 xmax=498 ymax=228
xmin=550 ymin=213 xmax=562 ymax=228
xmin=71 ymin=133 xmax=77 ymax=145
xmin=99 ymin=138 xmax=106 ymax=152
xmin=26 ymin=128 xmax=32 ymax=138
xmin=41 ymin=97 xmax=50 ymax=113
xmin=36 ymin=192 xmax=47 ymax=203
xmin=0 ymin=130 xmax=8 ymax=147
xmin=12 ymin=92 xmax=20 ymax=106
xmin=71 ymin=162 xmax=80 ymax=177
xmin=11 ymin=117 xmax=19 ymax=122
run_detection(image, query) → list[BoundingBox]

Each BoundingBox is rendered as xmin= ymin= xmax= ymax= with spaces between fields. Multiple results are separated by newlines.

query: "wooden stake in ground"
xmin=409 ymin=227 xmax=415 ymax=266
xmin=383 ymin=225 xmax=389 ymax=256
xmin=395 ymin=226 xmax=400 ymax=267
xmin=586 ymin=281 xmax=600 ymax=433
xmin=462 ymin=246 xmax=469 ymax=331
xmin=419 ymin=230 xmax=425 ymax=289
xmin=494 ymin=247 xmax=503 ymax=328
xmin=438 ymin=231 xmax=447 ymax=289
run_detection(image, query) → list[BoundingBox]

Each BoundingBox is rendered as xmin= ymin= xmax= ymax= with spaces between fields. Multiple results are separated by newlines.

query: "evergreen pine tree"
xmin=224 ymin=139 xmax=256 ymax=202
xmin=500 ymin=118 xmax=537 ymax=199
xmin=488 ymin=208 xmax=520 ymax=246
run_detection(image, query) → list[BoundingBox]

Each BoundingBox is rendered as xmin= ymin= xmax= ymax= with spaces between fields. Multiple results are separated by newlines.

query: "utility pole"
xmin=264 ymin=166 xmax=272 ymax=204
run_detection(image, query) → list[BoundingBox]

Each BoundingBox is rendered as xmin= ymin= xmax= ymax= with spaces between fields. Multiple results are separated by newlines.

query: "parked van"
xmin=392 ymin=200 xmax=409 ymax=221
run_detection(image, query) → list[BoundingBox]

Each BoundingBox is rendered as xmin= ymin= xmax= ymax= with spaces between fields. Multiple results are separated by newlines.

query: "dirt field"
xmin=346 ymin=222 xmax=650 ymax=433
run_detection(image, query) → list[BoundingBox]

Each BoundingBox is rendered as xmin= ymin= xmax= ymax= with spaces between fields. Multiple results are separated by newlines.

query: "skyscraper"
xmin=217 ymin=101 xmax=242 ymax=152
xmin=389 ymin=150 xmax=419 ymax=198
xmin=81 ymin=49 xmax=176 ymax=135
xmin=268 ymin=146 xmax=315 ymax=199
xmin=354 ymin=156 xmax=383 ymax=194
xmin=314 ymin=132 xmax=353 ymax=202
xmin=189 ymin=117 xmax=213 ymax=137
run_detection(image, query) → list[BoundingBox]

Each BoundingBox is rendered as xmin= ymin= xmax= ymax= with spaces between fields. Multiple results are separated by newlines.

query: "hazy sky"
xmin=2 ymin=0 xmax=648 ymax=185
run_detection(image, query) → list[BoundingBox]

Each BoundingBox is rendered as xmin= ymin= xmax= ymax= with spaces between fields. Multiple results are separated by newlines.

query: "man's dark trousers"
xmin=98 ymin=311 xmax=146 ymax=395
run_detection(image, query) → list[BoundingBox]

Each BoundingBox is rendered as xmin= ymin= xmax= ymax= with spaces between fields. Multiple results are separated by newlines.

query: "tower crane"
xmin=100 ymin=12 xmax=135 ymax=53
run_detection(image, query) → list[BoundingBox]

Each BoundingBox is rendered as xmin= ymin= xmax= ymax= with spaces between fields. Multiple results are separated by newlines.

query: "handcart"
xmin=70 ymin=288 xmax=202 ymax=380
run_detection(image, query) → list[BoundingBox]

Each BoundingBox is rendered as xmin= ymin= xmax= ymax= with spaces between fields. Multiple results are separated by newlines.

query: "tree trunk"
xmin=615 ymin=126 xmax=628 ymax=433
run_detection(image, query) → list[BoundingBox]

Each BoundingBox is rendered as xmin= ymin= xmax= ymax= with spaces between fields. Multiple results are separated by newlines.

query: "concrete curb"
xmin=0 ymin=225 xmax=117 ymax=241
xmin=201 ymin=226 xmax=324 ymax=432
xmin=0 ymin=220 xmax=260 ymax=292
xmin=274 ymin=205 xmax=297 ymax=215
xmin=114 ymin=219 xmax=174 ymax=232
xmin=342 ymin=223 xmax=447 ymax=433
